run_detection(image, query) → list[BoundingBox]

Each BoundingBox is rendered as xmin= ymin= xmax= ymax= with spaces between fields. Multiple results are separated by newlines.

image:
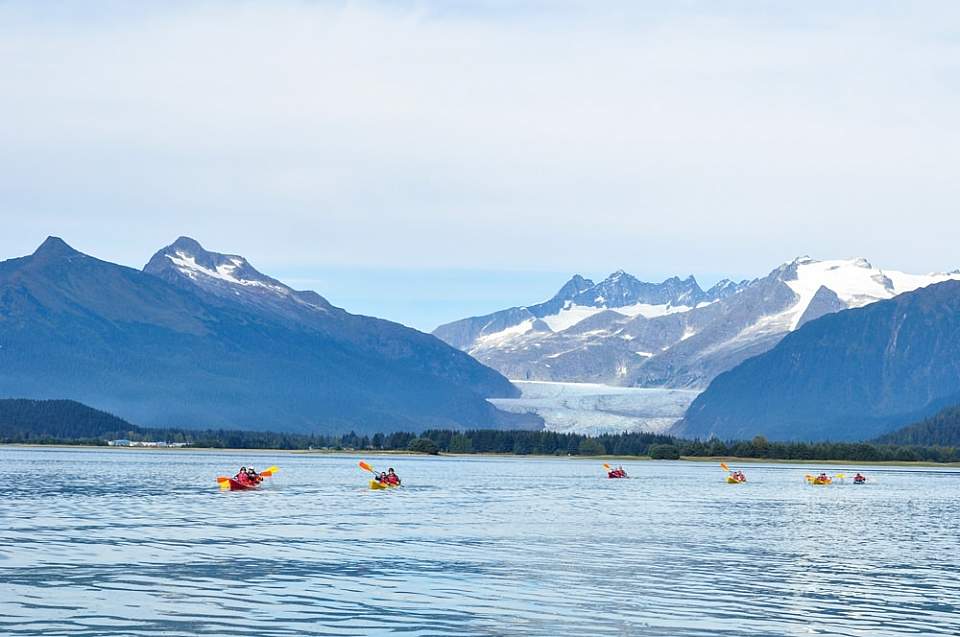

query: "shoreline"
xmin=3 ymin=443 xmax=958 ymax=467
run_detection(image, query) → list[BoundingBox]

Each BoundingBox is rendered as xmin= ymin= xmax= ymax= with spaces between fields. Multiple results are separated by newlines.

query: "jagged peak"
xmin=550 ymin=273 xmax=596 ymax=301
xmin=143 ymin=236 xmax=332 ymax=312
xmin=145 ymin=237 xmax=281 ymax=290
xmin=32 ymin=236 xmax=80 ymax=259
xmin=166 ymin=235 xmax=208 ymax=254
xmin=605 ymin=269 xmax=639 ymax=281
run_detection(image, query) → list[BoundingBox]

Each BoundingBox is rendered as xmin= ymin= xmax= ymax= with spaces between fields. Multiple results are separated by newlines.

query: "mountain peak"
xmin=143 ymin=236 xmax=332 ymax=314
xmin=168 ymin=236 xmax=206 ymax=254
xmin=550 ymin=274 xmax=595 ymax=302
xmin=33 ymin=236 xmax=80 ymax=259
xmin=606 ymin=269 xmax=635 ymax=282
xmin=148 ymin=239 xmax=271 ymax=287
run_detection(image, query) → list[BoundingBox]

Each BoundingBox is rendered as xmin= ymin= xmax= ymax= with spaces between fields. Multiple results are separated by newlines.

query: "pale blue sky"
xmin=2 ymin=1 xmax=959 ymax=330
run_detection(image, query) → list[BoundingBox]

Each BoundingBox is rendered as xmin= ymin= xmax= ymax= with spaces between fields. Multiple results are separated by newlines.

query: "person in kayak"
xmin=817 ymin=472 xmax=830 ymax=483
xmin=386 ymin=468 xmax=401 ymax=485
xmin=246 ymin=467 xmax=262 ymax=484
xmin=233 ymin=467 xmax=248 ymax=484
xmin=732 ymin=470 xmax=746 ymax=482
xmin=377 ymin=471 xmax=389 ymax=484
xmin=854 ymin=473 xmax=866 ymax=484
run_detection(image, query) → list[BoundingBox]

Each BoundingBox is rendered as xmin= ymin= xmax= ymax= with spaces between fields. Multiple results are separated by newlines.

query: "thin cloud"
xmin=1 ymin=1 xmax=959 ymax=281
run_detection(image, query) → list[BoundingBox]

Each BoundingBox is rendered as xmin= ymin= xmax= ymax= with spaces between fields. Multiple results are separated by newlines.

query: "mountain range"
xmin=677 ymin=280 xmax=960 ymax=441
xmin=0 ymin=237 xmax=535 ymax=433
xmin=434 ymin=257 xmax=960 ymax=390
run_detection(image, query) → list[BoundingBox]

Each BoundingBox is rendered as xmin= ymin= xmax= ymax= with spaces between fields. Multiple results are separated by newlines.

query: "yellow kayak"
xmin=726 ymin=476 xmax=746 ymax=484
xmin=369 ymin=480 xmax=399 ymax=490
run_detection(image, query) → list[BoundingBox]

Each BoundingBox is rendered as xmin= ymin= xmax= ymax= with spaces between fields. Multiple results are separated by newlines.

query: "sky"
xmin=2 ymin=1 xmax=959 ymax=330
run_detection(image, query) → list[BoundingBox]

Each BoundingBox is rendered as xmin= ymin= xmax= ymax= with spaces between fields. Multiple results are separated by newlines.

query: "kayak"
xmin=370 ymin=479 xmax=399 ymax=490
xmin=216 ymin=466 xmax=277 ymax=492
xmin=222 ymin=478 xmax=259 ymax=491
xmin=607 ymin=475 xmax=629 ymax=479
xmin=726 ymin=476 xmax=746 ymax=484
xmin=809 ymin=478 xmax=832 ymax=485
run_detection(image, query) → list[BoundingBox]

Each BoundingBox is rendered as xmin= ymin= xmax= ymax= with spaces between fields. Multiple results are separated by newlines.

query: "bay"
xmin=1 ymin=447 xmax=958 ymax=636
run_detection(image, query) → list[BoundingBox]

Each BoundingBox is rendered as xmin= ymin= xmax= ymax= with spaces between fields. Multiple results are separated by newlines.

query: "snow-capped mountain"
xmin=144 ymin=236 xmax=333 ymax=323
xmin=677 ymin=279 xmax=960 ymax=441
xmin=434 ymin=257 xmax=960 ymax=389
xmin=435 ymin=270 xmax=747 ymax=351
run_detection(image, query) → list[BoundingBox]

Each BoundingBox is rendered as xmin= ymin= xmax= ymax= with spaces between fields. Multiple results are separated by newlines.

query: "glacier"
xmin=488 ymin=381 xmax=699 ymax=435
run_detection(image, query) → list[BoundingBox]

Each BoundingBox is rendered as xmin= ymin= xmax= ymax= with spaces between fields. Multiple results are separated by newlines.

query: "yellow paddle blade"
xmin=359 ymin=460 xmax=375 ymax=473
xmin=216 ymin=476 xmax=230 ymax=483
xmin=834 ymin=473 xmax=845 ymax=479
xmin=217 ymin=477 xmax=231 ymax=490
xmin=720 ymin=462 xmax=731 ymax=472
xmin=603 ymin=463 xmax=612 ymax=470
xmin=259 ymin=466 xmax=279 ymax=477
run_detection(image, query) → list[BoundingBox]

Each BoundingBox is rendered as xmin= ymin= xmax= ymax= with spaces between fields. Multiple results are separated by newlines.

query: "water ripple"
xmin=1 ymin=448 xmax=958 ymax=636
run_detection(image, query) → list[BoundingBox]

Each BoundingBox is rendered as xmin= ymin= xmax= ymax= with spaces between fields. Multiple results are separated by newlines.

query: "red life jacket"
xmin=387 ymin=474 xmax=400 ymax=485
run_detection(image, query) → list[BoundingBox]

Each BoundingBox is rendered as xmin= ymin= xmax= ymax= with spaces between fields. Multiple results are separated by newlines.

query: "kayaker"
xmin=246 ymin=467 xmax=262 ymax=484
xmin=234 ymin=466 xmax=250 ymax=484
xmin=386 ymin=468 xmax=401 ymax=485
xmin=854 ymin=473 xmax=866 ymax=484
xmin=377 ymin=471 xmax=389 ymax=484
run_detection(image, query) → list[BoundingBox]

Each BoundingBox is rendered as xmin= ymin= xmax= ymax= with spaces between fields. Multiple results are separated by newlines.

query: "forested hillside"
xmin=875 ymin=404 xmax=960 ymax=447
xmin=0 ymin=399 xmax=139 ymax=441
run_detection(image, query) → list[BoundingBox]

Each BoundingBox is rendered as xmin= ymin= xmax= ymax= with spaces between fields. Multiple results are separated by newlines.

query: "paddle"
xmin=359 ymin=460 xmax=376 ymax=474
xmin=720 ymin=462 xmax=731 ymax=473
xmin=259 ymin=466 xmax=279 ymax=478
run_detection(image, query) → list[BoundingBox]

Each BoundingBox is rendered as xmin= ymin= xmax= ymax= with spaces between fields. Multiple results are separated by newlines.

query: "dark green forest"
xmin=874 ymin=404 xmax=960 ymax=447
xmin=2 ymin=398 xmax=958 ymax=462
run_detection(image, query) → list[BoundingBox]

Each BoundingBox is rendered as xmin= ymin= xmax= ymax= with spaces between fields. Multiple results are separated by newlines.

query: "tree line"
xmin=4 ymin=419 xmax=958 ymax=464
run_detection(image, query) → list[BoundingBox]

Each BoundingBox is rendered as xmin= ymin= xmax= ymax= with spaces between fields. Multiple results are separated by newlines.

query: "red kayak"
xmin=216 ymin=466 xmax=278 ymax=491
xmin=222 ymin=478 xmax=259 ymax=491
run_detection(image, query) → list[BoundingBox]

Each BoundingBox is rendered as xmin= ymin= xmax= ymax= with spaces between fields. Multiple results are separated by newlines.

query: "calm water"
xmin=1 ymin=448 xmax=958 ymax=636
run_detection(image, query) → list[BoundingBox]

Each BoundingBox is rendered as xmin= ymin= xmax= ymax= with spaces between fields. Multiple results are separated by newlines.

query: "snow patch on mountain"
xmin=167 ymin=251 xmax=287 ymax=293
xmin=476 ymin=319 xmax=536 ymax=347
